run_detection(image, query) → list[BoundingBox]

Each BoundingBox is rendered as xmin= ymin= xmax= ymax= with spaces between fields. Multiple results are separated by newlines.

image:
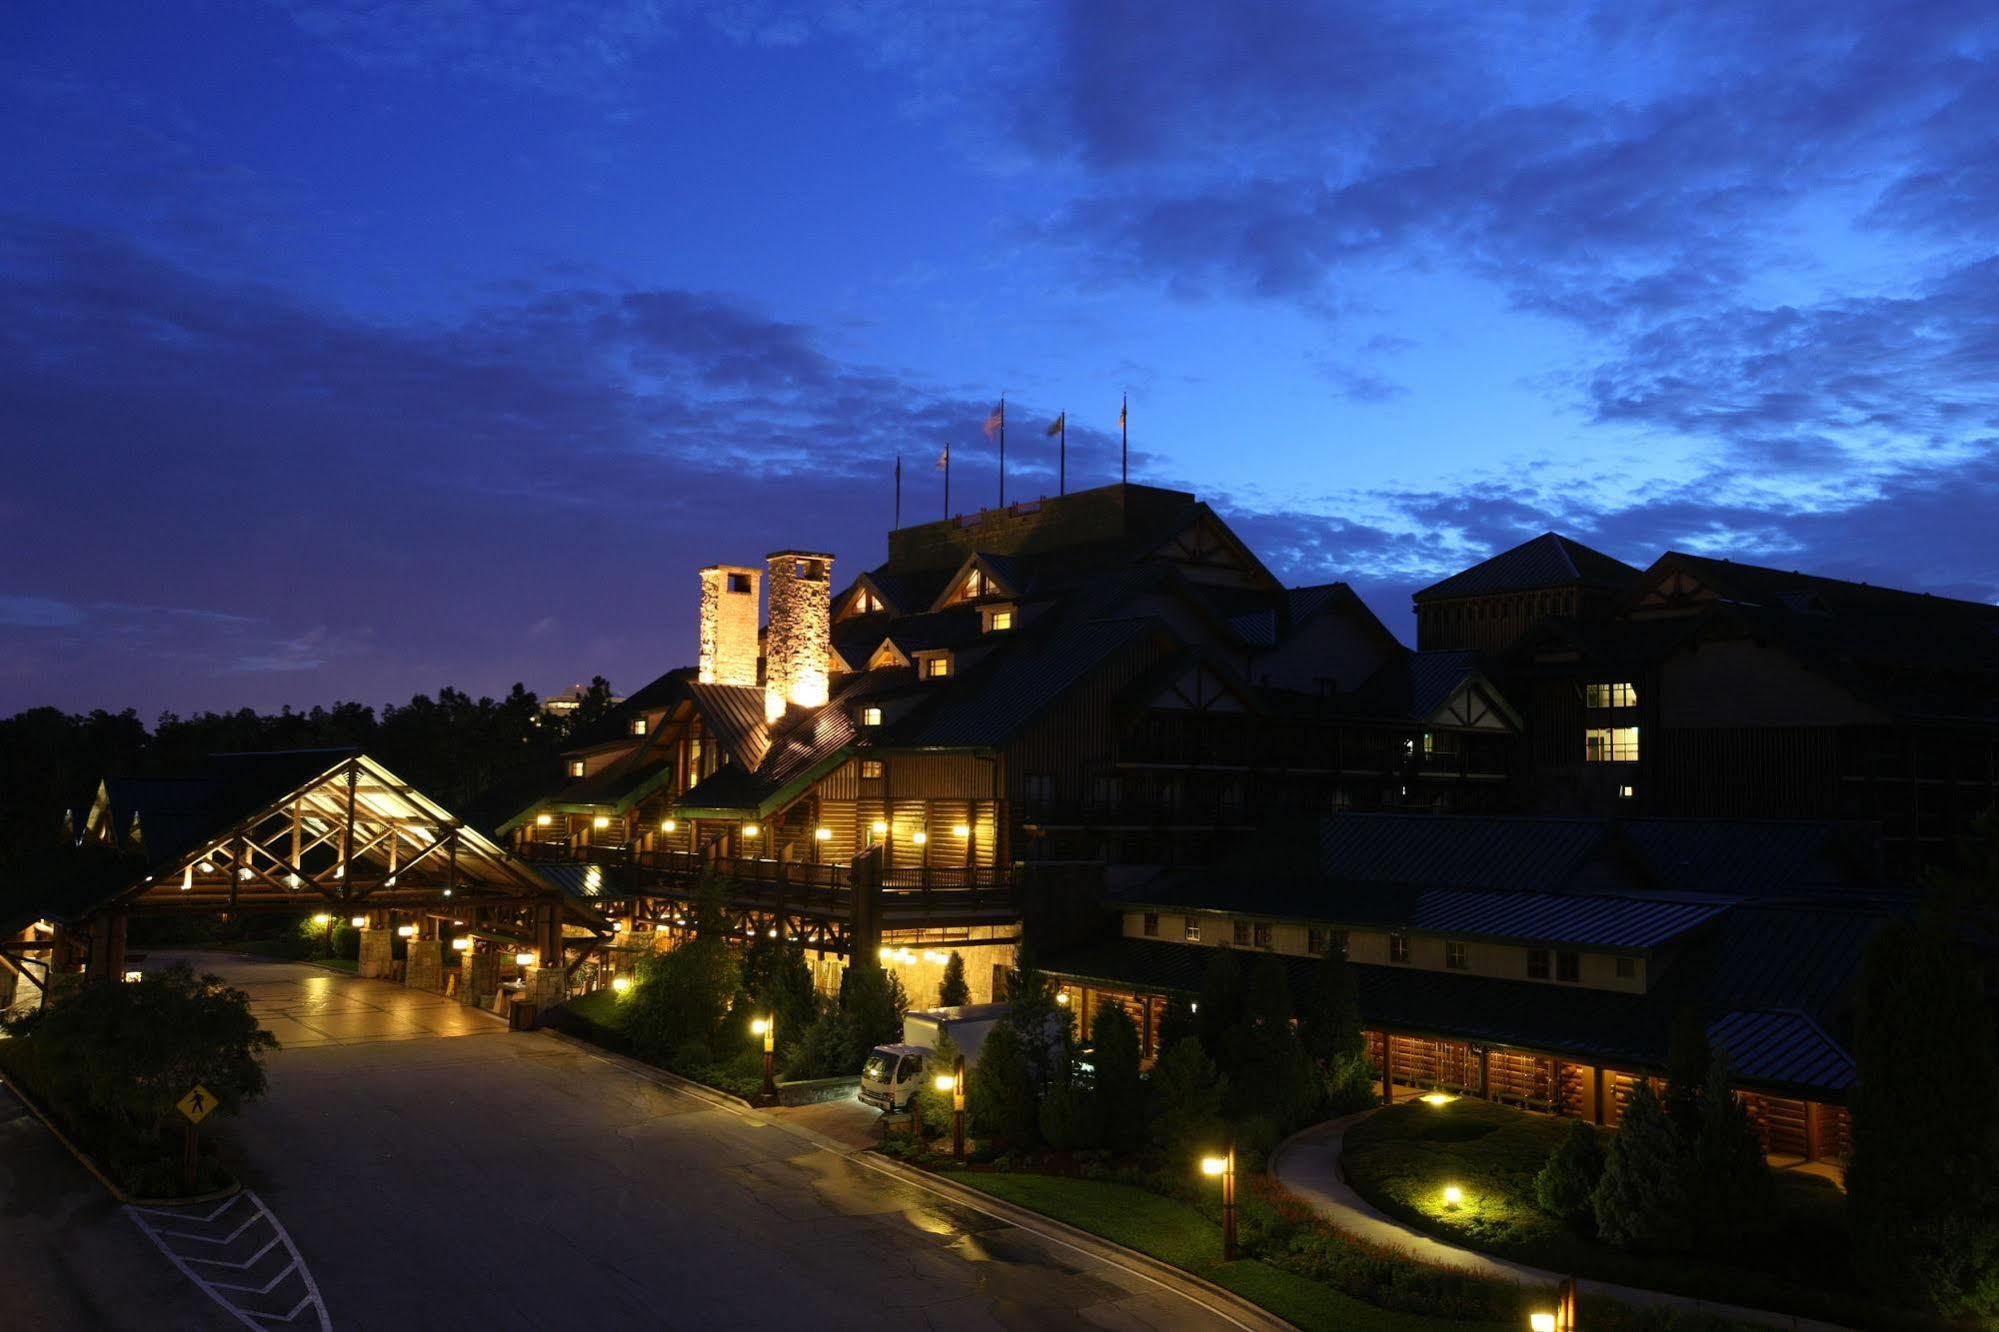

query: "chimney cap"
xmin=766 ymin=550 xmax=836 ymax=563
xmin=699 ymin=563 xmax=763 ymax=576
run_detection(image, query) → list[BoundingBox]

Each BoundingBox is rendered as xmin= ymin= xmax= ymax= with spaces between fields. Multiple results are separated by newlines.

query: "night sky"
xmin=5 ymin=2 xmax=1996 ymax=717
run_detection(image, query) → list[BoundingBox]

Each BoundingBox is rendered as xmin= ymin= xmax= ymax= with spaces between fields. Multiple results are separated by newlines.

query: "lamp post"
xmin=1529 ymin=1276 xmax=1578 ymax=1332
xmin=933 ymin=1054 xmax=966 ymax=1162
xmin=752 ymin=1014 xmax=777 ymax=1105
xmin=1200 ymin=1138 xmax=1237 ymax=1261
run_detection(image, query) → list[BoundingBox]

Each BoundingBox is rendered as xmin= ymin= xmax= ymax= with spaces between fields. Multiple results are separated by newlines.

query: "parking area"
xmin=79 ymin=955 xmax=1252 ymax=1330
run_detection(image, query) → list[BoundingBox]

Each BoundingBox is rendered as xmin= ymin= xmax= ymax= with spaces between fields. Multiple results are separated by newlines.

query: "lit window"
xmin=630 ymin=717 xmax=647 ymax=736
xmin=860 ymin=759 xmax=884 ymax=779
xmin=861 ymin=706 xmax=883 ymax=727
xmin=1184 ymin=917 xmax=1201 ymax=943
xmin=1556 ymin=951 xmax=1580 ymax=983
xmin=1253 ymin=922 xmax=1272 ymax=949
xmin=1232 ymin=920 xmax=1252 ymax=946
xmin=1445 ymin=941 xmax=1468 ymax=970
xmin=1584 ymin=682 xmax=1637 ymax=708
xmin=1142 ymin=912 xmax=1159 ymax=938
xmin=858 ymin=589 xmax=882 ymax=613
xmin=1389 ymin=932 xmax=1410 ymax=964
xmin=1615 ymin=956 xmax=1637 ymax=980
xmin=923 ymin=654 xmax=951 ymax=679
xmin=989 ymin=609 xmax=1013 ymax=632
xmin=1584 ymin=726 xmax=1640 ymax=762
xmin=1617 ymin=783 xmax=1635 ymax=800
xmin=568 ymin=759 xmax=585 ymax=778
xmin=1527 ymin=948 xmax=1550 ymax=979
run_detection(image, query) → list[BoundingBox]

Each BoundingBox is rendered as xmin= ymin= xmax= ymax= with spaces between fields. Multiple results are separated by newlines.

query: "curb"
xmin=0 ymin=1075 xmax=240 ymax=1209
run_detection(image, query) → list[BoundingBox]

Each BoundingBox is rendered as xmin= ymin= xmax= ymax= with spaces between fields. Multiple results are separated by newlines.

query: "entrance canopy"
xmin=83 ymin=749 xmax=554 ymax=916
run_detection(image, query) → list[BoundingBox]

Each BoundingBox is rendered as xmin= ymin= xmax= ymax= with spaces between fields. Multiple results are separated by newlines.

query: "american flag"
xmin=935 ymin=446 xmax=950 ymax=471
xmin=983 ymin=401 xmax=1004 ymax=438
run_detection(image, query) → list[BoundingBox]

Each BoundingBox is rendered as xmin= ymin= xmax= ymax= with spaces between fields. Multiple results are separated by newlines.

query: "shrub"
xmin=1534 ymin=1117 xmax=1607 ymax=1230
xmin=913 ymin=1030 xmax=962 ymax=1138
xmin=1038 ymin=1080 xmax=1101 ymax=1152
xmin=1087 ymin=1002 xmax=1145 ymax=1151
xmin=968 ymin=1023 xmax=1039 ymax=1148
xmin=1690 ymin=1059 xmax=1774 ymax=1249
xmin=622 ymin=932 xmax=740 ymax=1060
xmin=1148 ymin=1036 xmax=1227 ymax=1165
xmin=937 ymin=951 xmax=970 ymax=1007
xmin=1592 ymin=1080 xmax=1691 ymax=1252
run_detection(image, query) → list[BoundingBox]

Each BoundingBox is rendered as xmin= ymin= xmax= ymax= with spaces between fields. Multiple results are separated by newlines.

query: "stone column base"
xmin=458 ymin=949 xmax=498 ymax=1007
xmin=357 ymin=928 xmax=395 ymax=979
xmin=523 ymin=964 xmax=568 ymax=1014
xmin=404 ymin=938 xmax=448 ymax=992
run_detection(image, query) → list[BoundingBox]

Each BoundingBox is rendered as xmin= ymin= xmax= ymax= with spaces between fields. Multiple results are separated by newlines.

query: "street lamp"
xmin=1200 ymin=1139 xmax=1237 ymax=1261
xmin=752 ymin=1014 xmax=777 ymax=1105
xmin=933 ymin=1054 xmax=967 ymax=1162
xmin=1533 ymin=1277 xmax=1578 ymax=1332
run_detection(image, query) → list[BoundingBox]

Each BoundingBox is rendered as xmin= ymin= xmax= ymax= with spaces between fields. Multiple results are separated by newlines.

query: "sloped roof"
xmin=1658 ymin=552 xmax=1999 ymax=623
xmin=1706 ymin=1008 xmax=1857 ymax=1096
xmin=100 ymin=750 xmax=360 ymax=872
xmin=1318 ymin=813 xmax=1609 ymax=893
xmin=902 ymin=618 xmax=1162 ymax=748
xmin=684 ymin=682 xmax=769 ymax=770
xmin=1414 ymin=533 xmax=1639 ymax=602
xmin=563 ymin=668 xmax=694 ymax=751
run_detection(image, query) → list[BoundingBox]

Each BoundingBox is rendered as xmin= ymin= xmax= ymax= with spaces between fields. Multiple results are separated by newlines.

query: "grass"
xmin=948 ymin=1171 xmax=1517 ymax=1332
xmin=1343 ymin=1099 xmax=1910 ymax=1328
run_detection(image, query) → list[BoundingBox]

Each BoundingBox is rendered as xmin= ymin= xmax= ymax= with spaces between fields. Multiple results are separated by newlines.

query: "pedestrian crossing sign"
xmin=176 ymin=1085 xmax=217 ymax=1125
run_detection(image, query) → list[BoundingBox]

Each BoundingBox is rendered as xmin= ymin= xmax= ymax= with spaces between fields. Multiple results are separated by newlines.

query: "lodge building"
xmin=11 ymin=481 xmax=1994 ymax=1168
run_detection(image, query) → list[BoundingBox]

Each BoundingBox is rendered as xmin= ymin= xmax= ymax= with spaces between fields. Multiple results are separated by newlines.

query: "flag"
xmin=935 ymin=446 xmax=950 ymax=471
xmin=1045 ymin=412 xmax=1065 ymax=437
xmin=1118 ymin=398 xmax=1127 ymax=431
xmin=983 ymin=401 xmax=1004 ymax=439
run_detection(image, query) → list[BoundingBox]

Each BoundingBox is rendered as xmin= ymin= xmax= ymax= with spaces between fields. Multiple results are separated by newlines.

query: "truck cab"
xmin=859 ymin=1043 xmax=928 ymax=1111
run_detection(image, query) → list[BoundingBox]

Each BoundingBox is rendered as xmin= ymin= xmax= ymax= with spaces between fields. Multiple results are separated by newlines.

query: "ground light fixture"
xmin=611 ymin=975 xmax=632 ymax=994
xmin=1421 ymin=1091 xmax=1456 ymax=1107
xmin=752 ymin=1014 xmax=777 ymax=1104
xmin=1443 ymin=1184 xmax=1464 ymax=1209
xmin=1199 ymin=1142 xmax=1238 ymax=1260
xmin=935 ymin=1054 xmax=967 ymax=1161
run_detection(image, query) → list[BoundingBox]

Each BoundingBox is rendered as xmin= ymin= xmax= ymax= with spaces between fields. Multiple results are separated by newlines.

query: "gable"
xmin=1432 ymin=680 xmax=1516 ymax=732
xmin=1631 ymin=566 xmax=1721 ymax=618
xmin=1148 ymin=660 xmax=1249 ymax=713
xmin=1146 ymin=511 xmax=1277 ymax=590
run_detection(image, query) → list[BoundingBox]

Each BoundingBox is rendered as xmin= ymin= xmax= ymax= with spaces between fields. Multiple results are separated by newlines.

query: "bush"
xmin=1148 ymin=1036 xmax=1227 ymax=1165
xmin=1038 ymin=1080 xmax=1101 ymax=1152
xmin=1534 ymin=1118 xmax=1607 ymax=1230
xmin=622 ymin=933 xmax=740 ymax=1061
xmin=1087 ymin=1002 xmax=1145 ymax=1151
xmin=968 ymin=1023 xmax=1039 ymax=1148
xmin=1690 ymin=1060 xmax=1774 ymax=1250
xmin=1592 ymin=1081 xmax=1691 ymax=1252
xmin=1322 ymin=1051 xmax=1376 ymax=1115
xmin=913 ymin=1031 xmax=962 ymax=1137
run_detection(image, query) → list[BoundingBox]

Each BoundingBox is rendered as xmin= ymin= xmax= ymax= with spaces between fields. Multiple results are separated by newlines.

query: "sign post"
xmin=176 ymin=1084 xmax=216 ymax=1194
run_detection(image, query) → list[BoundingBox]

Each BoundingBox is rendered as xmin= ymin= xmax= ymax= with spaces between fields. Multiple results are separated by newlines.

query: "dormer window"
xmin=982 ymin=603 xmax=1016 ymax=634
xmin=1585 ymin=681 xmax=1637 ymax=708
xmin=856 ymin=588 xmax=884 ymax=614
xmin=919 ymin=652 xmax=953 ymax=680
xmin=860 ymin=706 xmax=883 ymax=727
xmin=630 ymin=717 xmax=648 ymax=736
xmin=963 ymin=568 xmax=988 ymax=599
xmin=568 ymin=759 xmax=586 ymax=778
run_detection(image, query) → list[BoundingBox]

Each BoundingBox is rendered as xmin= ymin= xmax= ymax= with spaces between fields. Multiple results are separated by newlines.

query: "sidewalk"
xmin=1270 ymin=1114 xmax=1854 ymax=1332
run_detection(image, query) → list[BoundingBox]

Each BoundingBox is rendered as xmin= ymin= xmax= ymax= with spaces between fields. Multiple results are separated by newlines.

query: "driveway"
xmin=135 ymin=955 xmax=1259 ymax=1330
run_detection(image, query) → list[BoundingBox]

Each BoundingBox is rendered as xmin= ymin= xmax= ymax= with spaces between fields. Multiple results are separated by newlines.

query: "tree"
xmin=623 ymin=929 xmax=740 ymax=1060
xmin=1088 ymin=1002 xmax=1145 ymax=1152
xmin=1591 ymin=1080 xmax=1691 ymax=1252
xmin=841 ymin=965 xmax=905 ymax=1070
xmin=1690 ymin=1058 xmax=1774 ymax=1248
xmin=968 ymin=1023 xmax=1039 ymax=1148
xmin=1000 ymin=939 xmax=1064 ymax=1089
xmin=1848 ymin=914 xmax=1999 ymax=1318
xmin=1663 ymin=1006 xmax=1711 ymax=1139
xmin=1038 ymin=1080 xmax=1101 ymax=1152
xmin=1299 ymin=940 xmax=1365 ymax=1068
xmin=1232 ymin=954 xmax=1322 ymax=1134
xmin=1149 ymin=1036 xmax=1228 ymax=1166
xmin=1194 ymin=949 xmax=1246 ymax=1068
xmin=1534 ymin=1118 xmax=1606 ymax=1231
xmin=1156 ymin=994 xmax=1197 ymax=1053
xmin=937 ymin=951 xmax=970 ymax=1007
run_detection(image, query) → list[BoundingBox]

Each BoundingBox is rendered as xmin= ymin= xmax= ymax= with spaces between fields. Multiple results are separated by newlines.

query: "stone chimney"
xmin=698 ymin=564 xmax=761 ymax=688
xmin=765 ymin=550 xmax=834 ymax=721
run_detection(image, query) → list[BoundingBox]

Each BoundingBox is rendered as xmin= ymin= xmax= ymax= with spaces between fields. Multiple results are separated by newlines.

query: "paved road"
xmin=121 ymin=955 xmax=1252 ymax=1331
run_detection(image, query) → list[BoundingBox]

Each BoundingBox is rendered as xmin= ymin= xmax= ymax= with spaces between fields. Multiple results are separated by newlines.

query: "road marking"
xmin=127 ymin=1190 xmax=330 ymax=1332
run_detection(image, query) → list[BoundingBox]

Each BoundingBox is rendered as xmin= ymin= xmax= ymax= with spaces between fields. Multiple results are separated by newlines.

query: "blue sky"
xmin=3 ymin=1 xmax=1996 ymax=715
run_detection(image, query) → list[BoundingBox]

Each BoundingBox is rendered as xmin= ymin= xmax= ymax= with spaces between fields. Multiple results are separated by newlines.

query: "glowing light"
xmin=951 ymin=824 xmax=971 ymax=838
xmin=535 ymin=813 xmax=552 ymax=827
xmin=286 ymin=873 xmax=302 ymax=889
xmin=767 ymin=928 xmax=778 ymax=938
xmin=878 ymin=946 xmax=894 ymax=963
xmin=384 ymin=876 xmax=397 ymax=887
xmin=870 ymin=820 xmax=888 ymax=835
xmin=396 ymin=925 xmax=417 ymax=938
xmin=1200 ymin=1156 xmax=1228 ymax=1177
xmin=750 ymin=1018 xmax=770 ymax=1036
xmin=350 ymin=916 xmax=367 ymax=928
xmin=911 ymin=831 xmax=928 ymax=846
xmin=237 ymin=867 xmax=253 ymax=880
xmin=1056 ymin=990 xmax=1071 ymax=1006
xmin=661 ymin=819 xmax=677 ymax=833
xmin=181 ymin=866 xmax=192 ymax=891
xmin=1421 ymin=1092 xmax=1456 ymax=1107
xmin=197 ymin=860 xmax=216 ymax=873
xmin=451 ymin=937 xmax=473 ymax=951
xmin=814 ymin=827 xmax=832 ymax=842
xmin=122 ymin=969 xmax=144 ymax=983
xmin=1530 ymin=1315 xmax=1556 ymax=1332
xmin=934 ymin=1073 xmax=958 ymax=1093
xmin=312 ymin=913 xmax=333 ymax=926
xmin=1442 ymin=1185 xmax=1464 ymax=1208
xmin=611 ymin=975 xmax=632 ymax=994
xmin=593 ymin=816 xmax=610 ymax=830
xmin=741 ymin=823 xmax=761 ymax=838
xmin=515 ymin=952 xmax=537 ymax=967
xmin=922 ymin=950 xmax=949 ymax=964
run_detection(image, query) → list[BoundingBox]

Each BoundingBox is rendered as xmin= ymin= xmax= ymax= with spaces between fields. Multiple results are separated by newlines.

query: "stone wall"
xmin=698 ymin=564 xmax=761 ymax=687
xmin=765 ymin=551 xmax=833 ymax=721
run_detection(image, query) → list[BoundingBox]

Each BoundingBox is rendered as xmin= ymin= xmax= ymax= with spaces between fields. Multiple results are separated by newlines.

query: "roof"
xmin=683 ymin=682 xmax=770 ymax=770
xmin=1317 ymin=813 xmax=1608 ymax=893
xmin=902 ymin=617 xmax=1163 ymax=748
xmin=1706 ymin=1008 xmax=1857 ymax=1096
xmin=1414 ymin=533 xmax=1639 ymax=602
xmin=95 ymin=749 xmax=362 ymax=872
xmin=1657 ymin=551 xmax=1999 ymax=623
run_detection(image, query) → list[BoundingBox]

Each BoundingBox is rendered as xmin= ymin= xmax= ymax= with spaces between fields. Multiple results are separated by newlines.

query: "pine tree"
xmin=1592 ymin=1081 xmax=1692 ymax=1252
xmin=913 ymin=1029 xmax=962 ymax=1138
xmin=1690 ymin=1058 xmax=1773 ymax=1248
xmin=1848 ymin=914 xmax=1999 ymax=1318
xmin=1299 ymin=939 xmax=1365 ymax=1068
xmin=1233 ymin=954 xmax=1322 ymax=1132
xmin=1148 ymin=1036 xmax=1228 ymax=1166
xmin=968 ymin=1023 xmax=1040 ymax=1148
xmin=1664 ymin=1006 xmax=1711 ymax=1139
xmin=1001 ymin=938 xmax=1063 ymax=1088
xmin=1156 ymin=994 xmax=1197 ymax=1052
xmin=1088 ymin=1002 xmax=1145 ymax=1152
xmin=1535 ymin=1117 xmax=1606 ymax=1230
xmin=937 ymin=951 xmax=970 ymax=1007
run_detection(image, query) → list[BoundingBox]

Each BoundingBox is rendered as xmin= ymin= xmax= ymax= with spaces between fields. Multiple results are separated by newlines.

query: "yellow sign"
xmin=176 ymin=1085 xmax=218 ymax=1125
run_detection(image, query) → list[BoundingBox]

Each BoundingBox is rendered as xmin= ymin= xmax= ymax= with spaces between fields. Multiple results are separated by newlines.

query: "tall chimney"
xmin=765 ymin=550 xmax=834 ymax=721
xmin=698 ymin=564 xmax=761 ymax=688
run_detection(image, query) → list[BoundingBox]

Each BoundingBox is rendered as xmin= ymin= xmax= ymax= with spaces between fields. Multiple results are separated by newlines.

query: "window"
xmin=1445 ymin=941 xmax=1468 ymax=970
xmin=1615 ymin=956 xmax=1636 ymax=980
xmin=1556 ymin=951 xmax=1580 ymax=983
xmin=630 ymin=717 xmax=648 ymax=736
xmin=1232 ymin=920 xmax=1252 ymax=946
xmin=1389 ymin=932 xmax=1410 ymax=964
xmin=1253 ymin=922 xmax=1272 ymax=949
xmin=860 ymin=706 xmax=883 ymax=727
xmin=1142 ymin=912 xmax=1159 ymax=938
xmin=857 ymin=588 xmax=882 ymax=614
xmin=989 ymin=609 xmax=1013 ymax=632
xmin=1584 ymin=726 xmax=1640 ymax=762
xmin=1024 ymin=772 xmax=1055 ymax=805
xmin=1184 ymin=917 xmax=1201 ymax=942
xmin=923 ymin=653 xmax=952 ymax=679
xmin=860 ymin=759 xmax=884 ymax=779
xmin=1526 ymin=948 xmax=1550 ymax=979
xmin=1617 ymin=783 xmax=1635 ymax=800
xmin=1308 ymin=926 xmax=1327 ymax=956
xmin=1584 ymin=681 xmax=1637 ymax=708
xmin=727 ymin=572 xmax=751 ymax=594
xmin=568 ymin=759 xmax=585 ymax=778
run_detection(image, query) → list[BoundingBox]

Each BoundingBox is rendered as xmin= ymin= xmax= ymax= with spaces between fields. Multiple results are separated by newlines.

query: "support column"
xmin=357 ymin=924 xmax=395 ymax=979
xmin=85 ymin=913 xmax=128 ymax=981
xmin=404 ymin=932 xmax=448 ymax=993
xmin=522 ymin=965 xmax=567 ymax=1015
xmin=458 ymin=946 xmax=499 ymax=1008
xmin=1382 ymin=1033 xmax=1395 ymax=1106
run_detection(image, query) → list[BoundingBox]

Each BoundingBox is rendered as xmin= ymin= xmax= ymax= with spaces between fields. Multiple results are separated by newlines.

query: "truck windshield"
xmin=862 ymin=1052 xmax=897 ymax=1083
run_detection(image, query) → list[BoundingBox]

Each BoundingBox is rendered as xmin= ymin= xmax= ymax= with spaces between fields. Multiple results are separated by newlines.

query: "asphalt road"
xmin=5 ymin=954 xmax=1256 ymax=1331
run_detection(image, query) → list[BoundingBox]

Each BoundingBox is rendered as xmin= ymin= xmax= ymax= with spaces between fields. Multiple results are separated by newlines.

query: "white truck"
xmin=859 ymin=1003 xmax=1011 ymax=1112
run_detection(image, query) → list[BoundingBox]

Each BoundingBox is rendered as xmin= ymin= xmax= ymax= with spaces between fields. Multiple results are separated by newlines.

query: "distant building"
xmin=541 ymin=682 xmax=624 ymax=719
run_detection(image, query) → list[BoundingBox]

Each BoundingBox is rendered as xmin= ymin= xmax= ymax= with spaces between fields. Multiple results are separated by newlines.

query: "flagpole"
xmin=1059 ymin=411 xmax=1067 ymax=496
xmin=895 ymin=454 xmax=902 ymax=529
xmin=1121 ymin=392 xmax=1129 ymax=484
xmin=945 ymin=446 xmax=951 ymax=519
xmin=998 ymin=394 xmax=1006 ymax=508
